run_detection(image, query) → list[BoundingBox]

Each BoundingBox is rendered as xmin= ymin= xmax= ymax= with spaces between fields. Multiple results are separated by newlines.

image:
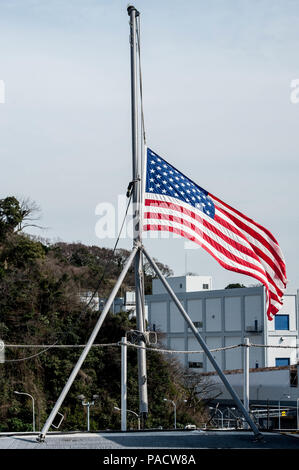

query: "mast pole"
xmin=127 ymin=5 xmax=148 ymax=426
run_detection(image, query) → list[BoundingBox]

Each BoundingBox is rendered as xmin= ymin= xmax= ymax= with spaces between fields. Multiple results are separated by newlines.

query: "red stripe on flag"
xmin=144 ymin=222 xmax=275 ymax=320
xmin=145 ymin=210 xmax=264 ymax=267
xmin=216 ymin=206 xmax=286 ymax=282
xmin=144 ymin=213 xmax=269 ymax=280
xmin=210 ymin=193 xmax=280 ymax=246
xmin=214 ymin=212 xmax=286 ymax=288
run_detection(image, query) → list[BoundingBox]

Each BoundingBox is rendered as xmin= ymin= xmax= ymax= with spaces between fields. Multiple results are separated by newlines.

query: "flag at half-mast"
xmin=143 ymin=147 xmax=287 ymax=321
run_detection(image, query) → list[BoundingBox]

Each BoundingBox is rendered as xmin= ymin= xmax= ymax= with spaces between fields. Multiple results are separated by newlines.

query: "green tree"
xmin=225 ymin=283 xmax=246 ymax=289
xmin=0 ymin=197 xmax=24 ymax=240
xmin=0 ymin=196 xmax=213 ymax=432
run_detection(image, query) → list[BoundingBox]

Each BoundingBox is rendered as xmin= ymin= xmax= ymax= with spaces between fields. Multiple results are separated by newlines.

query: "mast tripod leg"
xmin=141 ymin=245 xmax=263 ymax=440
xmin=37 ymin=247 xmax=138 ymax=442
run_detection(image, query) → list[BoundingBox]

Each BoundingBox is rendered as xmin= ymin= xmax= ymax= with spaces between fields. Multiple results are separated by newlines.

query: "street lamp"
xmin=278 ymin=393 xmax=290 ymax=430
xmin=77 ymin=394 xmax=98 ymax=432
xmin=14 ymin=391 xmax=35 ymax=432
xmin=114 ymin=406 xmax=140 ymax=430
xmin=297 ymin=398 xmax=299 ymax=430
xmin=163 ymin=398 xmax=176 ymax=429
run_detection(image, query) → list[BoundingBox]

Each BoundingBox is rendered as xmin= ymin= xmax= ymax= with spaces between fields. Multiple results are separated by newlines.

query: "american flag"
xmin=143 ymin=147 xmax=287 ymax=321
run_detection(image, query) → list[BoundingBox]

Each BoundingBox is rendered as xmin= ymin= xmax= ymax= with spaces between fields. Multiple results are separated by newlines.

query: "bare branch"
xmin=17 ymin=197 xmax=45 ymax=232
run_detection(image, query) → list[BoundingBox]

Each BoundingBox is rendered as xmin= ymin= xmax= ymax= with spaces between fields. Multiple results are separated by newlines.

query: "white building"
xmin=99 ymin=291 xmax=148 ymax=321
xmin=202 ymin=364 xmax=299 ymax=406
xmin=146 ymin=276 xmax=298 ymax=373
xmin=79 ymin=290 xmax=100 ymax=311
xmin=267 ymin=294 xmax=298 ymax=367
xmin=152 ymin=275 xmax=213 ymax=295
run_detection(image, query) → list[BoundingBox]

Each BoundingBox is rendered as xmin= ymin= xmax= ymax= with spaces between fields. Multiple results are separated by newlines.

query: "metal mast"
xmin=36 ymin=5 xmax=263 ymax=442
xmin=127 ymin=5 xmax=148 ymax=426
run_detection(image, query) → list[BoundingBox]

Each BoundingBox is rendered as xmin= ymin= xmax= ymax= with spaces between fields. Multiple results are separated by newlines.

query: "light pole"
xmin=164 ymin=398 xmax=176 ymax=429
xmin=77 ymin=394 xmax=99 ymax=432
xmin=14 ymin=391 xmax=35 ymax=432
xmin=297 ymin=398 xmax=299 ymax=430
xmin=278 ymin=393 xmax=290 ymax=430
xmin=121 ymin=335 xmax=127 ymax=432
xmin=114 ymin=406 xmax=140 ymax=430
xmin=243 ymin=338 xmax=250 ymax=414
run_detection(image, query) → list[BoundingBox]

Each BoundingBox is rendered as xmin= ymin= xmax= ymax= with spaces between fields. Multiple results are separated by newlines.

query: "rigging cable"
xmin=136 ymin=14 xmax=146 ymax=146
xmin=136 ymin=13 xmax=147 ymax=332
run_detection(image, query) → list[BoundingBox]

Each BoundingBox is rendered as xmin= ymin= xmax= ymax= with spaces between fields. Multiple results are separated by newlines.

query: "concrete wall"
xmin=186 ymin=276 xmax=213 ymax=292
xmin=150 ymin=301 xmax=167 ymax=332
xmin=245 ymin=295 xmax=263 ymax=331
xmin=267 ymin=294 xmax=297 ymax=366
xmin=267 ymin=335 xmax=297 ymax=366
xmin=224 ymin=297 xmax=242 ymax=331
xmin=147 ymin=286 xmax=266 ymax=372
xmin=186 ymin=299 xmax=203 ymax=330
xmin=207 ymin=366 xmax=299 ymax=404
xmin=147 ymin=285 xmax=298 ymax=373
xmin=80 ymin=291 xmax=99 ymax=311
xmin=152 ymin=275 xmax=212 ymax=295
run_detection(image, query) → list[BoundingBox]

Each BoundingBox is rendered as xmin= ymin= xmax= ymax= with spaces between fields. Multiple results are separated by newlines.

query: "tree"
xmin=0 ymin=196 xmax=42 ymax=241
xmin=3 ymin=234 xmax=46 ymax=267
xmin=1 ymin=196 xmax=201 ymax=431
xmin=225 ymin=283 xmax=246 ymax=289
xmin=16 ymin=197 xmax=43 ymax=232
xmin=143 ymin=258 xmax=173 ymax=278
xmin=143 ymin=258 xmax=174 ymax=295
xmin=0 ymin=197 xmax=24 ymax=240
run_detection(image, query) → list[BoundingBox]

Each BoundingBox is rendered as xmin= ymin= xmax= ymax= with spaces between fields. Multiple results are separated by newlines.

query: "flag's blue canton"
xmin=146 ymin=148 xmax=215 ymax=219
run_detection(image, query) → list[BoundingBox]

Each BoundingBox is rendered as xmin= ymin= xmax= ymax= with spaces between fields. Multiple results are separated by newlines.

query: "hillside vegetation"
xmin=0 ymin=196 xmax=212 ymax=431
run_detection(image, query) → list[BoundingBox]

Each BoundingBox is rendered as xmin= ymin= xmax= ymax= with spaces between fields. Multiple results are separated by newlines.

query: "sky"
xmin=0 ymin=0 xmax=298 ymax=293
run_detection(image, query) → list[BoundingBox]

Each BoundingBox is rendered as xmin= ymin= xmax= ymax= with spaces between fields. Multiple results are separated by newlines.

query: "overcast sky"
xmin=0 ymin=0 xmax=298 ymax=293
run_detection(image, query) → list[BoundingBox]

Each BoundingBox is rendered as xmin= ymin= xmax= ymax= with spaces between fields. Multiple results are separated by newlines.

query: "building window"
xmin=188 ymin=361 xmax=203 ymax=368
xmin=275 ymin=315 xmax=289 ymax=331
xmin=202 ymin=284 xmax=209 ymax=289
xmin=275 ymin=358 xmax=290 ymax=367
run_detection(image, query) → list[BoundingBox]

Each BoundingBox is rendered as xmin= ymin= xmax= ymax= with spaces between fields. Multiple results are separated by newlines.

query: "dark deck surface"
xmin=0 ymin=430 xmax=299 ymax=449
